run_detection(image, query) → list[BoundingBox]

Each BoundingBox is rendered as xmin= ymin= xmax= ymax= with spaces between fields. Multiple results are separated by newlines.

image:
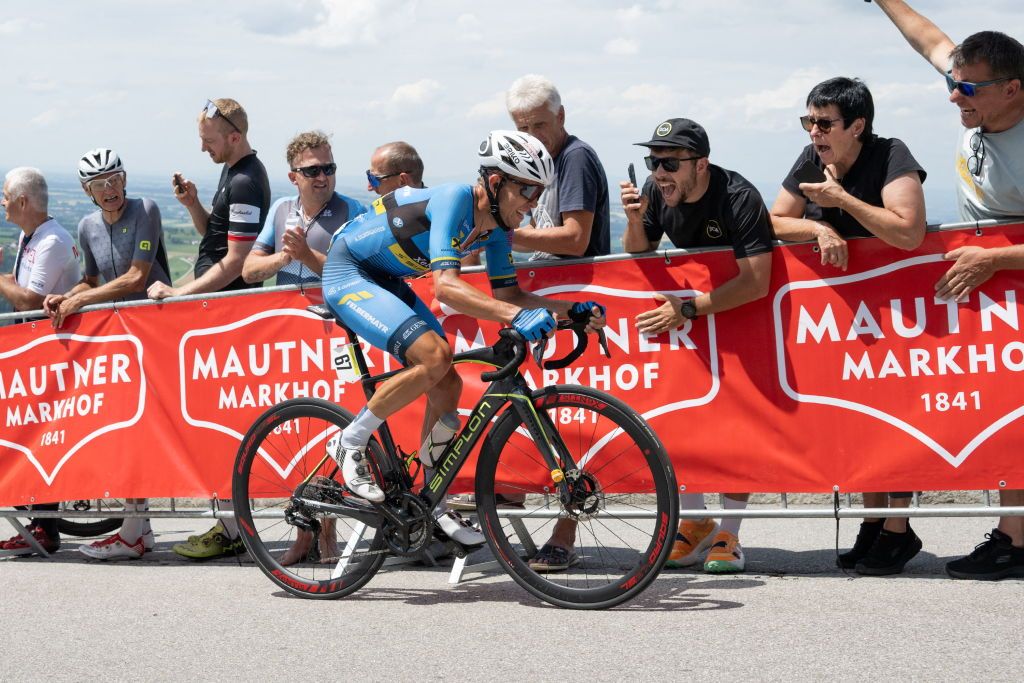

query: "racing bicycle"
xmin=231 ymin=305 xmax=678 ymax=609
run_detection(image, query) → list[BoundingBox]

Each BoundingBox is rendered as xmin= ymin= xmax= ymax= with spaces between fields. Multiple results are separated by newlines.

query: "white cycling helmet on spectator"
xmin=78 ymin=148 xmax=124 ymax=182
xmin=478 ymin=130 xmax=553 ymax=186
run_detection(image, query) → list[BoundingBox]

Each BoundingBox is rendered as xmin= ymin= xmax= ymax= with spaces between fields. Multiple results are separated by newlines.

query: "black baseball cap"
xmin=634 ymin=118 xmax=710 ymax=156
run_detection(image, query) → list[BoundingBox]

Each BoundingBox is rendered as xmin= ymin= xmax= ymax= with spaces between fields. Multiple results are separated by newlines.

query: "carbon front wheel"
xmin=232 ymin=398 xmax=387 ymax=599
xmin=475 ymin=386 xmax=678 ymax=609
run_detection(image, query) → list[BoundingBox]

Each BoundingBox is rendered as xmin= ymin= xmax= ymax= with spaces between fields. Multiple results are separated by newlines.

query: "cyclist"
xmin=321 ymin=130 xmax=606 ymax=545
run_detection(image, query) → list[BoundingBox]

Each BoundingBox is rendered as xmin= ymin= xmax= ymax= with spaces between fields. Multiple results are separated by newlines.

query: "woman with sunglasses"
xmin=770 ymin=76 xmax=928 ymax=577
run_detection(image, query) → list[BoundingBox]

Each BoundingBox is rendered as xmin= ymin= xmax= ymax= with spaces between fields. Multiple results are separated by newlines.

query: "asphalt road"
xmin=1 ymin=510 xmax=1021 ymax=681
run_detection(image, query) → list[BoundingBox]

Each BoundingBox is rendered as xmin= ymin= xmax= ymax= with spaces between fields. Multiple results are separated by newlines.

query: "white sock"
xmin=340 ymin=407 xmax=384 ymax=451
xmin=119 ymin=500 xmax=148 ymax=542
xmin=719 ymin=496 xmax=748 ymax=536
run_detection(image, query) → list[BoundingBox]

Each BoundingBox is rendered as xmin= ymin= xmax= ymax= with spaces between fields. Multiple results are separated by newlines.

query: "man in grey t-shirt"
xmin=876 ymin=0 xmax=1024 ymax=580
xmin=505 ymin=74 xmax=610 ymax=260
xmin=45 ymin=148 xmax=171 ymax=328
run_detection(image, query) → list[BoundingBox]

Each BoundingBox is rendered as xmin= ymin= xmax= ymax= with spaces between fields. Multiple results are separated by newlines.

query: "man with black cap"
xmin=623 ymin=117 xmax=773 ymax=574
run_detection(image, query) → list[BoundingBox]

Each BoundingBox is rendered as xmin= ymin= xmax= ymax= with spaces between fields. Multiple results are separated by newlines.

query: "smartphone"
xmin=628 ymin=162 xmax=637 ymax=188
xmin=172 ymin=173 xmax=186 ymax=194
xmin=793 ymin=159 xmax=826 ymax=184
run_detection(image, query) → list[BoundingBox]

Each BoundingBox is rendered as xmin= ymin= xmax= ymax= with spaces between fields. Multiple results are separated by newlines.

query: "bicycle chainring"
xmin=381 ymin=492 xmax=434 ymax=556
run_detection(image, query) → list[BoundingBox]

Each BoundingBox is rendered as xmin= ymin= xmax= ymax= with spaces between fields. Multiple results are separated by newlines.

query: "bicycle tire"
xmin=57 ymin=501 xmax=125 ymax=537
xmin=475 ymin=385 xmax=678 ymax=609
xmin=232 ymin=398 xmax=387 ymax=599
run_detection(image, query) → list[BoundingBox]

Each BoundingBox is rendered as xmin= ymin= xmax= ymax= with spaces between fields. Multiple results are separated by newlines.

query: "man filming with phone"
xmin=770 ymin=77 xmax=926 ymax=272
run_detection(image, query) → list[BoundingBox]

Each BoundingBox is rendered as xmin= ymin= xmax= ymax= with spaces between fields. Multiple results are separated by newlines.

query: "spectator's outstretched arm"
xmin=149 ymin=239 xmax=254 ymax=299
xmin=0 ymin=274 xmax=44 ymax=311
xmin=935 ymin=244 xmax=1024 ymax=301
xmin=46 ymin=263 xmax=153 ymax=328
xmin=874 ymin=0 xmax=957 ymax=73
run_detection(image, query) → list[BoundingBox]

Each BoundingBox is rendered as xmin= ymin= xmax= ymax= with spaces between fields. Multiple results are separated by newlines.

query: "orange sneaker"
xmin=703 ymin=530 xmax=745 ymax=573
xmin=665 ymin=519 xmax=719 ymax=568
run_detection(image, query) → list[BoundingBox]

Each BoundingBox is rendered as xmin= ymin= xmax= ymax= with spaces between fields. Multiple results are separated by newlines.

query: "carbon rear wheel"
xmin=475 ymin=385 xmax=677 ymax=609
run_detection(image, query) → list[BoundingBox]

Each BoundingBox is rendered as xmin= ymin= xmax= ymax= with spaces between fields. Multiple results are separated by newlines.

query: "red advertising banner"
xmin=2 ymin=224 xmax=1023 ymax=505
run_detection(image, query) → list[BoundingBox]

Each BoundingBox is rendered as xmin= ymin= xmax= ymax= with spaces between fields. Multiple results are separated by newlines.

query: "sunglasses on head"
xmin=945 ymin=72 xmax=1014 ymax=97
xmin=292 ymin=163 xmax=337 ymax=179
xmin=644 ymin=155 xmax=702 ymax=173
xmin=202 ymin=99 xmax=241 ymax=133
xmin=503 ymin=176 xmax=544 ymax=200
xmin=366 ymin=169 xmax=401 ymax=188
xmin=799 ymin=115 xmax=843 ymax=133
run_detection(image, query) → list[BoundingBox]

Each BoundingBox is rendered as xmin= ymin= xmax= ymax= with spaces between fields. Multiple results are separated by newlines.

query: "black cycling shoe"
xmin=946 ymin=528 xmax=1024 ymax=581
xmin=838 ymin=520 xmax=883 ymax=569
xmin=855 ymin=526 xmax=922 ymax=576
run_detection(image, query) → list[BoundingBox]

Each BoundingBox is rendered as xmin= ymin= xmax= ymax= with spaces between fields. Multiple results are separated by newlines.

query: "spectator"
xmin=152 ymin=98 xmax=271 ymax=561
xmin=242 ymin=130 xmax=367 ymax=288
xmin=0 ymin=167 xmax=80 ymax=555
xmin=613 ymin=117 xmax=773 ymax=575
xmin=770 ymin=77 xmax=928 ymax=575
xmin=42 ymin=149 xmax=174 ymax=560
xmin=505 ymin=74 xmax=610 ymax=260
xmin=366 ymin=141 xmax=425 ymax=196
xmin=875 ymin=0 xmax=1024 ymax=580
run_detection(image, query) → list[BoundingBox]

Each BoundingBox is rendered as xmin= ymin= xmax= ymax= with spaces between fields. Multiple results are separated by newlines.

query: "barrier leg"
xmin=447 ymin=517 xmax=535 ymax=585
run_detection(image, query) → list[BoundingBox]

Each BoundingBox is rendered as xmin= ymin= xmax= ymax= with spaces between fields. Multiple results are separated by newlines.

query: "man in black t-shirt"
xmin=622 ymin=118 xmax=773 ymax=575
xmin=148 ymin=98 xmax=270 ymax=561
xmin=148 ymin=98 xmax=270 ymax=301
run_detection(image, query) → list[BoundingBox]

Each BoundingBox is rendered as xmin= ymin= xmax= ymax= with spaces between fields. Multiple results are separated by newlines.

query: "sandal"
xmin=528 ymin=543 xmax=579 ymax=572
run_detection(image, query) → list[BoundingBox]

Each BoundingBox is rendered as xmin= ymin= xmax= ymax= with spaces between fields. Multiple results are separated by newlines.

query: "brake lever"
xmin=531 ymin=337 xmax=548 ymax=366
xmin=595 ymin=328 xmax=611 ymax=358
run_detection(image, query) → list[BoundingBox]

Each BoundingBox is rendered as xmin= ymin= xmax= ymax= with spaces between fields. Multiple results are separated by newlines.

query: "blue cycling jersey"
xmin=323 ymin=183 xmax=517 ymax=363
xmin=328 ymin=183 xmax=518 ymax=288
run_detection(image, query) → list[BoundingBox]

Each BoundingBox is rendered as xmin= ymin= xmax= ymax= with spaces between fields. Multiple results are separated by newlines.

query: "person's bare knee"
xmin=405 ymin=333 xmax=453 ymax=387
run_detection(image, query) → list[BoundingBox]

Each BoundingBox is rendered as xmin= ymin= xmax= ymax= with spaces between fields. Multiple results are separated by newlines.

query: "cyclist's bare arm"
xmin=432 ymin=268 xmax=523 ymax=323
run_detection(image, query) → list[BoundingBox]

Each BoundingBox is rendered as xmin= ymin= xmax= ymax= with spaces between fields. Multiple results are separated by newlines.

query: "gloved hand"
xmin=511 ymin=308 xmax=556 ymax=341
xmin=567 ymin=301 xmax=606 ymax=325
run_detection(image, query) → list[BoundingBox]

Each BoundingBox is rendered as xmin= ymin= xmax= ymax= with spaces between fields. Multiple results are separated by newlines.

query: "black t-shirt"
xmin=196 ymin=152 xmax=271 ymax=291
xmin=642 ymin=164 xmax=774 ymax=258
xmin=781 ymin=136 xmax=926 ymax=238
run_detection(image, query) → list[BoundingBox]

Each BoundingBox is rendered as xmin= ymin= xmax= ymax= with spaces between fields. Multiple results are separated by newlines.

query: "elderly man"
xmin=875 ymin=0 xmax=1024 ymax=580
xmin=153 ymin=98 xmax=271 ymax=561
xmin=504 ymin=74 xmax=610 ymax=260
xmin=242 ymin=131 xmax=367 ymax=287
xmin=0 ymin=167 xmax=80 ymax=555
xmin=366 ymin=141 xmax=425 ymax=196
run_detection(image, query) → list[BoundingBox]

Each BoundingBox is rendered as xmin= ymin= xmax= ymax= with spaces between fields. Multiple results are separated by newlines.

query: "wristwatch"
xmin=678 ymin=300 xmax=698 ymax=320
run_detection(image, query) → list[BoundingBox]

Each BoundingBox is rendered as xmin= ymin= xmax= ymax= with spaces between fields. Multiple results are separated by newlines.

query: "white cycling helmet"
xmin=78 ymin=148 xmax=124 ymax=182
xmin=477 ymin=130 xmax=553 ymax=186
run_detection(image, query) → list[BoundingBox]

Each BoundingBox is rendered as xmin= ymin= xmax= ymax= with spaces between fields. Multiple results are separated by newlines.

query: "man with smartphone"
xmin=152 ymin=98 xmax=271 ymax=561
xmin=242 ymin=130 xmax=367 ymax=288
xmin=148 ymin=98 xmax=270 ymax=301
xmin=616 ymin=117 xmax=774 ymax=574
xmin=873 ymin=0 xmax=1024 ymax=580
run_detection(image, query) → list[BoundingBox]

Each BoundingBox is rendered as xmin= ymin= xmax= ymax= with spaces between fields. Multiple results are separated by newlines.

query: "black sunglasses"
xmin=945 ymin=72 xmax=1014 ymax=97
xmin=366 ymin=169 xmax=400 ymax=188
xmin=799 ymin=115 xmax=843 ymax=133
xmin=202 ymin=99 xmax=241 ymax=133
xmin=967 ymin=131 xmax=986 ymax=176
xmin=644 ymin=155 xmax=702 ymax=173
xmin=503 ymin=176 xmax=544 ymax=200
xmin=292 ymin=163 xmax=337 ymax=178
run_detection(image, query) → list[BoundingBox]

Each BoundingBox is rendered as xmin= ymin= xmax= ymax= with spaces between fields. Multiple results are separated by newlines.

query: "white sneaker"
xmin=435 ymin=510 xmax=485 ymax=547
xmin=79 ymin=533 xmax=145 ymax=560
xmin=140 ymin=520 xmax=155 ymax=550
xmin=340 ymin=446 xmax=384 ymax=503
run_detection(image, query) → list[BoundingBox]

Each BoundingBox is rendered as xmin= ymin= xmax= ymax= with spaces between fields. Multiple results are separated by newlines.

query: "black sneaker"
xmin=946 ymin=528 xmax=1024 ymax=581
xmin=855 ymin=526 xmax=922 ymax=576
xmin=838 ymin=520 xmax=883 ymax=569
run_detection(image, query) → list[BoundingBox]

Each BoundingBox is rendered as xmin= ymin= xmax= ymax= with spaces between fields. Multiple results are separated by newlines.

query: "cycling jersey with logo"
xmin=322 ymin=183 xmax=517 ymax=362
xmin=254 ymin=192 xmax=368 ymax=286
xmin=196 ymin=151 xmax=271 ymax=291
xmin=78 ymin=197 xmax=171 ymax=299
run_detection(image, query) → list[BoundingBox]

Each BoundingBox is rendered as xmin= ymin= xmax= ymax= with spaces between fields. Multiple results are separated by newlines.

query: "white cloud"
xmin=263 ymin=0 xmax=421 ymax=48
xmin=30 ymin=109 xmax=61 ymax=127
xmin=455 ymin=13 xmax=482 ymax=42
xmin=605 ymin=38 xmax=638 ymax=56
xmin=391 ymin=79 xmax=441 ymax=107
xmin=466 ymin=91 xmax=506 ymax=121
xmin=0 ymin=18 xmax=38 ymax=35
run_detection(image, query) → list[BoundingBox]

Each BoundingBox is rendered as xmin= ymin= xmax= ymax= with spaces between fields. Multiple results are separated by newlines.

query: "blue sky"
xmin=3 ymin=1 xmax=1023 ymax=208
